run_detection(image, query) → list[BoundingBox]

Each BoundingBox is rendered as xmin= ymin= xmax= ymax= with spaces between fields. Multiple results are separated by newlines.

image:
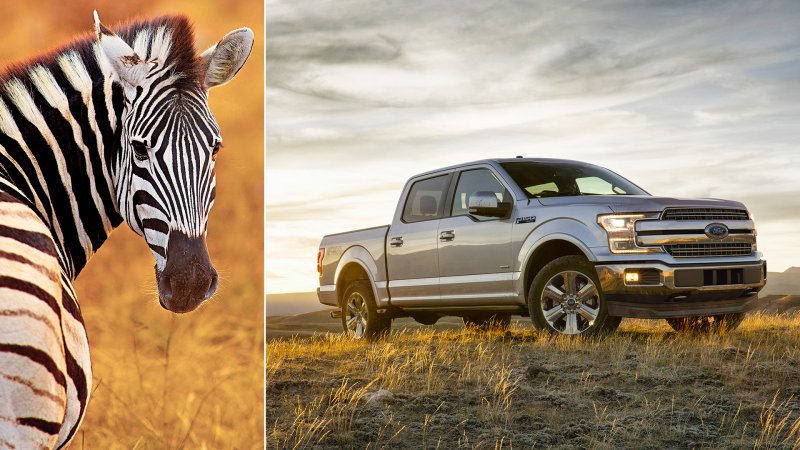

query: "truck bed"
xmin=321 ymin=225 xmax=389 ymax=249
xmin=317 ymin=225 xmax=390 ymax=307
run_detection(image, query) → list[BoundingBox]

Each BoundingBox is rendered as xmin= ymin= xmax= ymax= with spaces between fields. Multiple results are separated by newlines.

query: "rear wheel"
xmin=341 ymin=281 xmax=391 ymax=340
xmin=666 ymin=313 xmax=744 ymax=333
xmin=528 ymin=255 xmax=621 ymax=336
xmin=462 ymin=313 xmax=511 ymax=331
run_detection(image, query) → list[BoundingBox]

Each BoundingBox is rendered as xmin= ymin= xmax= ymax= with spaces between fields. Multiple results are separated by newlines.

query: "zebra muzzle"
xmin=157 ymin=232 xmax=218 ymax=313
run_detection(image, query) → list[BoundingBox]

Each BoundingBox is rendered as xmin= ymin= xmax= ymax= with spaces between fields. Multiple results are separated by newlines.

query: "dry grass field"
xmin=1 ymin=1 xmax=264 ymax=448
xmin=267 ymin=314 xmax=800 ymax=449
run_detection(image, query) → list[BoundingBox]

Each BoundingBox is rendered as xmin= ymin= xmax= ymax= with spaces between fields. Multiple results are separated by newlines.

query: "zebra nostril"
xmin=157 ymin=272 xmax=173 ymax=311
xmin=158 ymin=274 xmax=173 ymax=300
xmin=205 ymin=271 xmax=219 ymax=300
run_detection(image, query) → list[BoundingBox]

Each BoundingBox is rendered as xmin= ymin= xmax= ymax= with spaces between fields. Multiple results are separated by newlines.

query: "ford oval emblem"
xmin=705 ymin=223 xmax=729 ymax=240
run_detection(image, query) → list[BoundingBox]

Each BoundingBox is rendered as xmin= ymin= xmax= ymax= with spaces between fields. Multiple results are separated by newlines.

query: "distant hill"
xmin=757 ymin=295 xmax=800 ymax=315
xmin=761 ymin=267 xmax=800 ymax=296
xmin=265 ymin=291 xmax=322 ymax=316
xmin=265 ymin=309 xmax=338 ymax=339
xmin=266 ymin=310 xmax=468 ymax=340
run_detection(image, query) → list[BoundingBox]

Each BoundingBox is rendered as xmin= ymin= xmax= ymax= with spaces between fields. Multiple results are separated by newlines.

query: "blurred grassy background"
xmin=0 ymin=1 xmax=263 ymax=448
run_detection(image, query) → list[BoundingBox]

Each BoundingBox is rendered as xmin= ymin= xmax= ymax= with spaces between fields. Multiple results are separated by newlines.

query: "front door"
xmin=437 ymin=168 xmax=515 ymax=305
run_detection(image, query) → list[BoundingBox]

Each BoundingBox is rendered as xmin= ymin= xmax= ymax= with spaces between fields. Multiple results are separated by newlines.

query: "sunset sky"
xmin=266 ymin=0 xmax=800 ymax=294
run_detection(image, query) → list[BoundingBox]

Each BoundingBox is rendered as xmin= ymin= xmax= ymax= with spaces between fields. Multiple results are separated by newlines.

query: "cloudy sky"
xmin=266 ymin=0 xmax=800 ymax=294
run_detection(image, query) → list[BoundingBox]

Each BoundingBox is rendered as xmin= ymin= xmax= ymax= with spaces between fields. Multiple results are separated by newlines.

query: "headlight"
xmin=597 ymin=213 xmax=662 ymax=254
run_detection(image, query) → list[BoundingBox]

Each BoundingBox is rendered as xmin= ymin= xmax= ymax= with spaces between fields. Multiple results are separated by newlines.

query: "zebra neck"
xmin=0 ymin=45 xmax=126 ymax=279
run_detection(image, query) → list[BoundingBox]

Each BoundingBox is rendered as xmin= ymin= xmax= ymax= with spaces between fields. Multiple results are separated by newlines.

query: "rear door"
xmin=437 ymin=168 xmax=516 ymax=305
xmin=386 ymin=173 xmax=451 ymax=305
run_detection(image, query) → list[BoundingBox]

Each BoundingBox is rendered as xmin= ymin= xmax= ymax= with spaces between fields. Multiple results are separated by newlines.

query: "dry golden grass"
xmin=267 ymin=314 xmax=800 ymax=449
xmin=1 ymin=1 xmax=263 ymax=448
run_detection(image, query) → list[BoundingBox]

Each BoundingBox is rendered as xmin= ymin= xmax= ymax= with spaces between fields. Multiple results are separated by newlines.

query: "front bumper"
xmin=595 ymin=260 xmax=766 ymax=319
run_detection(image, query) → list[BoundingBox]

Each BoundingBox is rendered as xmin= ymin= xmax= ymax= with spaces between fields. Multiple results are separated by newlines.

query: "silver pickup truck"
xmin=317 ymin=158 xmax=766 ymax=339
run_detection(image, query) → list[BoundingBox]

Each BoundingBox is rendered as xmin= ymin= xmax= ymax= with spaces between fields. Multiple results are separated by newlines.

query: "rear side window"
xmin=402 ymin=174 xmax=450 ymax=222
xmin=451 ymin=169 xmax=508 ymax=217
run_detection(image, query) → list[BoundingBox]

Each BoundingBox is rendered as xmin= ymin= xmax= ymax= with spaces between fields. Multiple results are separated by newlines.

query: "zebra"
xmin=0 ymin=11 xmax=253 ymax=448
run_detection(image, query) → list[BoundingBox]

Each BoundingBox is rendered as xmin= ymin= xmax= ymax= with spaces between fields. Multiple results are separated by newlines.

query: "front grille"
xmin=674 ymin=266 xmax=761 ymax=287
xmin=703 ymin=268 xmax=744 ymax=286
xmin=665 ymin=243 xmax=753 ymax=257
xmin=661 ymin=208 xmax=749 ymax=221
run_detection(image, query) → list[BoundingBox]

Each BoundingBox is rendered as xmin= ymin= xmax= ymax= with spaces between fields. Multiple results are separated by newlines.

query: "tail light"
xmin=317 ymin=248 xmax=325 ymax=277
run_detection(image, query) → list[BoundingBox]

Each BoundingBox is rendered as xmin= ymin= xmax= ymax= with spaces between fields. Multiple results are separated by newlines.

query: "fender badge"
xmin=516 ymin=216 xmax=536 ymax=224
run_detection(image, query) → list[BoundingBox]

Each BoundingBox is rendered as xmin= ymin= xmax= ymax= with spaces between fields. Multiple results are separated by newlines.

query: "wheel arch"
xmin=334 ymin=246 xmax=382 ymax=308
xmin=521 ymin=236 xmax=594 ymax=301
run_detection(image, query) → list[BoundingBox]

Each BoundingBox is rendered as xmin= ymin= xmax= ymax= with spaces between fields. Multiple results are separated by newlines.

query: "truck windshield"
xmin=500 ymin=161 xmax=648 ymax=198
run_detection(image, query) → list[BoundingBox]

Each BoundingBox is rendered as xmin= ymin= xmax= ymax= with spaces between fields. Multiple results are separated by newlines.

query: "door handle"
xmin=390 ymin=236 xmax=404 ymax=247
xmin=439 ymin=230 xmax=455 ymax=241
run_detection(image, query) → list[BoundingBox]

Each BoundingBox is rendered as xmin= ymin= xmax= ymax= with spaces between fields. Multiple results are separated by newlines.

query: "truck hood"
xmin=536 ymin=195 xmax=747 ymax=213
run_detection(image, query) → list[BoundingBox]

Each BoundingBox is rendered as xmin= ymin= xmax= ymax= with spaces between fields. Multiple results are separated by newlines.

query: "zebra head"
xmin=94 ymin=13 xmax=253 ymax=313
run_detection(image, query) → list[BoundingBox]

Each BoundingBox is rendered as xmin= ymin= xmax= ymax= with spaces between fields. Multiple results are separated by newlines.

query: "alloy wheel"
xmin=540 ymin=270 xmax=600 ymax=335
xmin=345 ymin=292 xmax=369 ymax=339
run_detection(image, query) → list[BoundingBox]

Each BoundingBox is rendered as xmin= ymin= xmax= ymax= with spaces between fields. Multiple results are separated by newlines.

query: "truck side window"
xmin=451 ymin=169 xmax=507 ymax=218
xmin=402 ymin=174 xmax=450 ymax=222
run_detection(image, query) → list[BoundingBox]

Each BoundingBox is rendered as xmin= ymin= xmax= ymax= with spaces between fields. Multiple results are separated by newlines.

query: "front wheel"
xmin=528 ymin=255 xmax=621 ymax=336
xmin=666 ymin=313 xmax=744 ymax=333
xmin=341 ymin=281 xmax=391 ymax=340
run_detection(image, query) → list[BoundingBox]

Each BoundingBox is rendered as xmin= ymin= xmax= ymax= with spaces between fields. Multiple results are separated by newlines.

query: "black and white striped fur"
xmin=0 ymin=12 xmax=253 ymax=448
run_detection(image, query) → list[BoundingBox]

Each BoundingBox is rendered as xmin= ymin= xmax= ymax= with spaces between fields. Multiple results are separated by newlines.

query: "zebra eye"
xmin=131 ymin=140 xmax=149 ymax=161
xmin=211 ymin=141 xmax=222 ymax=161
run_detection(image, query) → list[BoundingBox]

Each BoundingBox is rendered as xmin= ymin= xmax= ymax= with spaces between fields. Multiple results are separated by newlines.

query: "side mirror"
xmin=468 ymin=191 xmax=510 ymax=218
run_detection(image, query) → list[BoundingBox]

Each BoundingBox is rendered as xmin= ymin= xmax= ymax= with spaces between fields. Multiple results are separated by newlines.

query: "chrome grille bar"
xmin=665 ymin=243 xmax=753 ymax=257
xmin=661 ymin=208 xmax=749 ymax=221
xmin=638 ymin=233 xmax=755 ymax=246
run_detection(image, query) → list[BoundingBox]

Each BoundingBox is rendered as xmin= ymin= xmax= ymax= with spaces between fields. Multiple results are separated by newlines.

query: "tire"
xmin=340 ymin=280 xmax=391 ymax=340
xmin=462 ymin=313 xmax=511 ymax=331
xmin=666 ymin=313 xmax=745 ymax=334
xmin=528 ymin=255 xmax=621 ymax=336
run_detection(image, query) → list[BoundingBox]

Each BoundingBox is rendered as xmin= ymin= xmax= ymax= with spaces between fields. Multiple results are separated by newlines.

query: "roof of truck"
xmin=412 ymin=157 xmax=601 ymax=178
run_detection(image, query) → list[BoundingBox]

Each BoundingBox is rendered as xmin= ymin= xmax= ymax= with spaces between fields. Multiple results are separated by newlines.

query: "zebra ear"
xmin=200 ymin=27 xmax=254 ymax=89
xmin=93 ymin=11 xmax=148 ymax=88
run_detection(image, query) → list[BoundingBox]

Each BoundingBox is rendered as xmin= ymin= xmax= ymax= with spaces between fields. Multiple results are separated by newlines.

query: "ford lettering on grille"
xmin=704 ymin=223 xmax=729 ymax=240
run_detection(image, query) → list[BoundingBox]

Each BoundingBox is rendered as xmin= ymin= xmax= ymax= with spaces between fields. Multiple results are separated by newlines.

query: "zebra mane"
xmin=0 ymin=15 xmax=202 ymax=90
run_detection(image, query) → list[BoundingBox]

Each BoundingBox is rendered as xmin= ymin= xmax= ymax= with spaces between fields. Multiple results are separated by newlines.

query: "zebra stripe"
xmin=0 ymin=13 xmax=254 ymax=448
xmin=0 ymin=192 xmax=67 ymax=448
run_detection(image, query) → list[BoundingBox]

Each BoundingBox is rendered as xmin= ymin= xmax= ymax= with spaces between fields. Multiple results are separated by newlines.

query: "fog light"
xmin=623 ymin=268 xmax=662 ymax=285
xmin=625 ymin=271 xmax=640 ymax=283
